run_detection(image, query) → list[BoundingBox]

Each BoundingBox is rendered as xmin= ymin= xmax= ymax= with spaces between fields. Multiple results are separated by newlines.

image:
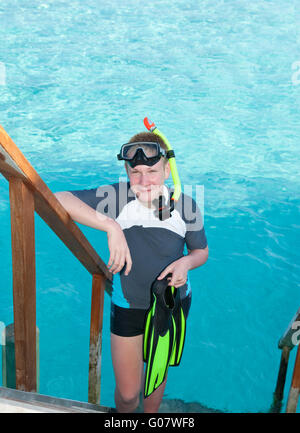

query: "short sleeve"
xmin=68 ymin=182 xmax=131 ymax=220
xmin=69 ymin=188 xmax=99 ymax=210
xmin=178 ymin=193 xmax=208 ymax=250
xmin=185 ymin=225 xmax=207 ymax=250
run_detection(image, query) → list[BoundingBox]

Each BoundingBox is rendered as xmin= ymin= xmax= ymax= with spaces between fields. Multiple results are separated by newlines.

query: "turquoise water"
xmin=0 ymin=0 xmax=300 ymax=412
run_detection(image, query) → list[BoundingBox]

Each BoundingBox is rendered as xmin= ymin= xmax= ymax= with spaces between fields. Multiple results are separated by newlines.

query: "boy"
xmin=55 ymin=131 xmax=208 ymax=412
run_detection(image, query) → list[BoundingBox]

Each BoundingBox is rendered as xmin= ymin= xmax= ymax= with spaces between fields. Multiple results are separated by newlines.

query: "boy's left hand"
xmin=157 ymin=256 xmax=190 ymax=288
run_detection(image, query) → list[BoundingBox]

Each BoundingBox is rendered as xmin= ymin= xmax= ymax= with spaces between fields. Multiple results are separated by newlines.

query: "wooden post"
xmin=270 ymin=346 xmax=290 ymax=412
xmin=2 ymin=324 xmax=40 ymax=392
xmin=9 ymin=178 xmax=37 ymax=392
xmin=88 ymin=274 xmax=105 ymax=404
xmin=286 ymin=344 xmax=300 ymax=413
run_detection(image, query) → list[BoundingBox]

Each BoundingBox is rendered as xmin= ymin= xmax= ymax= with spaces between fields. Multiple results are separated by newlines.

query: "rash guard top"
xmin=69 ymin=182 xmax=207 ymax=309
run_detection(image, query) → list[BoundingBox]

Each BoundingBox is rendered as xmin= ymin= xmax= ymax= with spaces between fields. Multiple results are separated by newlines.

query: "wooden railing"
xmin=0 ymin=125 xmax=112 ymax=405
xmin=271 ymin=307 xmax=300 ymax=413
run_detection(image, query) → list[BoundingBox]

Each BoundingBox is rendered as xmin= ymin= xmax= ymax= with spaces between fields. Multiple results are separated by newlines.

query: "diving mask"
xmin=117 ymin=141 xmax=165 ymax=168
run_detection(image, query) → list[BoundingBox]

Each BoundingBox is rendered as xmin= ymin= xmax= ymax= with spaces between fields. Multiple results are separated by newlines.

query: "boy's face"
xmin=126 ymin=158 xmax=170 ymax=206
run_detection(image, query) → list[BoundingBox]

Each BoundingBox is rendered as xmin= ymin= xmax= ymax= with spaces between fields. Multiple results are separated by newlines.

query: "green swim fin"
xmin=169 ymin=286 xmax=186 ymax=366
xmin=143 ymin=275 xmax=186 ymax=398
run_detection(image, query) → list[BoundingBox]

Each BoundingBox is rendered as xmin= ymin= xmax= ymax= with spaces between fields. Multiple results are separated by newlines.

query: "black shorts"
xmin=110 ymin=295 xmax=192 ymax=337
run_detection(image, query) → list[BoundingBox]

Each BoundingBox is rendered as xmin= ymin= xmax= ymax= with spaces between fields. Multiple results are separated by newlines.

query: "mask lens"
xmin=121 ymin=142 xmax=160 ymax=160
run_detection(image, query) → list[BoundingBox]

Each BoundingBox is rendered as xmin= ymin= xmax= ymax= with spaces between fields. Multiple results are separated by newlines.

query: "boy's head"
xmin=122 ymin=132 xmax=170 ymax=206
xmin=117 ymin=131 xmax=168 ymax=169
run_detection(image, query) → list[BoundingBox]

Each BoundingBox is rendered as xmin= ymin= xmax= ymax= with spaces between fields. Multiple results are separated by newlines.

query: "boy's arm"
xmin=54 ymin=191 xmax=132 ymax=275
xmin=157 ymin=246 xmax=209 ymax=288
xmin=185 ymin=246 xmax=209 ymax=270
xmin=55 ymin=191 xmax=115 ymax=231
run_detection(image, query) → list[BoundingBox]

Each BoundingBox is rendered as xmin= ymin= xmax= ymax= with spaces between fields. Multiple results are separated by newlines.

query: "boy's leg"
xmin=111 ymin=333 xmax=144 ymax=413
xmin=143 ymin=376 xmax=167 ymax=413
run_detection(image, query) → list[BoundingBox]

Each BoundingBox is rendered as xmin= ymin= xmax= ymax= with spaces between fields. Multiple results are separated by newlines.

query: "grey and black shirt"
xmin=70 ymin=182 xmax=207 ymax=309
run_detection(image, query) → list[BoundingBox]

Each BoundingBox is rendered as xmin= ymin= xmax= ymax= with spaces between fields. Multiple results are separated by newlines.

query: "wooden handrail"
xmin=0 ymin=125 xmax=112 ymax=288
xmin=278 ymin=308 xmax=300 ymax=350
xmin=0 ymin=125 xmax=112 ymax=403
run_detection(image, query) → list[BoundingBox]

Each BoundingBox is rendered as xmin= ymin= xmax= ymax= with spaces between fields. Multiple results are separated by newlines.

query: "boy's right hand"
xmin=106 ymin=221 xmax=132 ymax=276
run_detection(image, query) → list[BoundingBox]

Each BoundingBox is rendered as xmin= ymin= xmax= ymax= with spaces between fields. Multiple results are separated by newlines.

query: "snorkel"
xmin=144 ymin=117 xmax=182 ymax=220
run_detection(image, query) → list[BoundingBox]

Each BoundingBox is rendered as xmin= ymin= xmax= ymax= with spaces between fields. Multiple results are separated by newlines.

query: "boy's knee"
xmin=116 ymin=387 xmax=140 ymax=408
